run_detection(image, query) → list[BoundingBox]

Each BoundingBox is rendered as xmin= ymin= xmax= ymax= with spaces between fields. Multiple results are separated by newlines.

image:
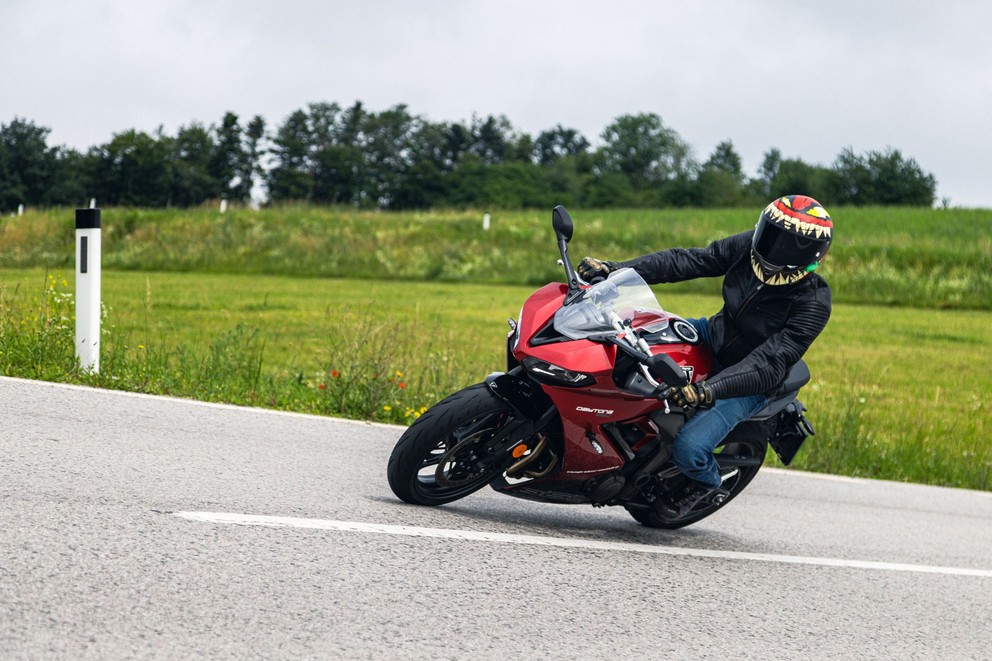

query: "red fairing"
xmin=510 ymin=281 xmax=715 ymax=477
xmin=515 ymin=282 xmax=569 ymax=346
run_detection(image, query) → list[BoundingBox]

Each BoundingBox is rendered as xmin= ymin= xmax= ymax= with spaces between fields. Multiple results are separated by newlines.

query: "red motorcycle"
xmin=387 ymin=206 xmax=814 ymax=528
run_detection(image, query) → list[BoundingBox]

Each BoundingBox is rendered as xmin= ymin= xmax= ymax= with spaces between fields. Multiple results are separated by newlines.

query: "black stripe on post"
xmin=80 ymin=236 xmax=88 ymax=274
xmin=76 ymin=208 xmax=101 ymax=229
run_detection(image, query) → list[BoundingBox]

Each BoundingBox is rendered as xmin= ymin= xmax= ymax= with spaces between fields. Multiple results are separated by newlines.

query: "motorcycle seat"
xmin=748 ymin=361 xmax=811 ymax=422
xmin=773 ymin=360 xmax=810 ymax=397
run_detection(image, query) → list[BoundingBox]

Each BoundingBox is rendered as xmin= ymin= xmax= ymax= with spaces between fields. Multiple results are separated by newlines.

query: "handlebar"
xmin=604 ymin=327 xmax=690 ymax=391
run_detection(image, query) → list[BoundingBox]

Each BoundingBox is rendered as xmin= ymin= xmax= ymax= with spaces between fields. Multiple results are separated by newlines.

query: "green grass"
xmin=2 ymin=205 xmax=991 ymax=308
xmin=1 ymin=267 xmax=989 ymax=491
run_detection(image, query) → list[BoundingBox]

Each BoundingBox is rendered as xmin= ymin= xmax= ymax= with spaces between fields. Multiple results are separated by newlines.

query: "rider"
xmin=577 ymin=195 xmax=833 ymax=517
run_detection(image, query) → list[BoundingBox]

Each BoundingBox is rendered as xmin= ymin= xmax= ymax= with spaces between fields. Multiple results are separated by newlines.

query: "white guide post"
xmin=75 ymin=208 xmax=102 ymax=372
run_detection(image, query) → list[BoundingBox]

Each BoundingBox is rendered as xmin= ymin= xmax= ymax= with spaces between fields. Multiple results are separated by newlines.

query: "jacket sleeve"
xmin=616 ymin=232 xmax=751 ymax=284
xmin=706 ymin=296 xmax=831 ymax=399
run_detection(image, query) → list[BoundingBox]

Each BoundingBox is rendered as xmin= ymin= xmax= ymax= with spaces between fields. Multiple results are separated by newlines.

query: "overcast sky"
xmin=2 ymin=0 xmax=990 ymax=207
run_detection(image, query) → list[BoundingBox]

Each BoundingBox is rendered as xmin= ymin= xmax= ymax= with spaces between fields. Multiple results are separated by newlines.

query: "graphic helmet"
xmin=751 ymin=195 xmax=833 ymax=285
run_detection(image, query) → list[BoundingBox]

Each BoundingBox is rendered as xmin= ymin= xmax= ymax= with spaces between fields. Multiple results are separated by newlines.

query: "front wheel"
xmin=387 ymin=384 xmax=518 ymax=506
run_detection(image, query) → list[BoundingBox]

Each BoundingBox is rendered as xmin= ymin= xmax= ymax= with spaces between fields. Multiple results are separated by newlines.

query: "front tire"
xmin=387 ymin=384 xmax=516 ymax=506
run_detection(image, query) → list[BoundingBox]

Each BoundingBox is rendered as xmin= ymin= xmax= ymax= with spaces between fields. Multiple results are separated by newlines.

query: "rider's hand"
xmin=577 ymin=257 xmax=619 ymax=282
xmin=662 ymin=381 xmax=715 ymax=409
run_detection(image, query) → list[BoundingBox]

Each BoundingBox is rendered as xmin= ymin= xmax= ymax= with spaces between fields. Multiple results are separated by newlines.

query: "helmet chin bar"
xmin=751 ymin=252 xmax=811 ymax=286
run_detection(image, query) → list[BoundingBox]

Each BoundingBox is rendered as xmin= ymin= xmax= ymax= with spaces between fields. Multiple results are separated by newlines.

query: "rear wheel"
xmin=625 ymin=425 xmax=768 ymax=529
xmin=387 ymin=384 xmax=518 ymax=506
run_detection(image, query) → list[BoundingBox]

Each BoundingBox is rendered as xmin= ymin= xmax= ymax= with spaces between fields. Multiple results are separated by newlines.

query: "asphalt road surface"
xmin=2 ymin=376 xmax=991 ymax=659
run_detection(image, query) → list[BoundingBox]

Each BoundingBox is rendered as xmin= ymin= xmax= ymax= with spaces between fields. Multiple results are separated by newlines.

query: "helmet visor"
xmin=754 ymin=221 xmax=829 ymax=268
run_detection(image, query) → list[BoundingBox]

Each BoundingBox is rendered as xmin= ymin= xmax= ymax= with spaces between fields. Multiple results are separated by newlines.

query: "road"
xmin=2 ymin=376 xmax=990 ymax=659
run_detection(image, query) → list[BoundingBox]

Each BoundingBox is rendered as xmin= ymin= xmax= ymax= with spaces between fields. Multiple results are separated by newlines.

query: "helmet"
xmin=751 ymin=195 xmax=833 ymax=285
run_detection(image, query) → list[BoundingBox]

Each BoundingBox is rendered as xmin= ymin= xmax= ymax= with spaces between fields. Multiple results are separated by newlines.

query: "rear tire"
xmin=625 ymin=424 xmax=768 ymax=530
xmin=387 ymin=384 xmax=516 ymax=506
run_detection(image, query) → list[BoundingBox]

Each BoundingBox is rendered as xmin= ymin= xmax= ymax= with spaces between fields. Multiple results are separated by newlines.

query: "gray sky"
xmin=2 ymin=0 xmax=989 ymax=207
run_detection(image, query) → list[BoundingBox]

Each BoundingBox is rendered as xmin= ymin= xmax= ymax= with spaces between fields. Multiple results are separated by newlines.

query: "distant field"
xmin=1 ymin=205 xmax=991 ymax=309
xmin=1 ymin=267 xmax=989 ymax=491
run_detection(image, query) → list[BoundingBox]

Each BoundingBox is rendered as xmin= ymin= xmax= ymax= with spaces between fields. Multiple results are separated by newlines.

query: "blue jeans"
xmin=672 ymin=318 xmax=768 ymax=488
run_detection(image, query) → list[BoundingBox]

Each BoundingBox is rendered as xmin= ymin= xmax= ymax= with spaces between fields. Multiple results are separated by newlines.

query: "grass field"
xmin=1 ymin=267 xmax=989 ymax=491
xmin=2 ymin=205 xmax=991 ymax=308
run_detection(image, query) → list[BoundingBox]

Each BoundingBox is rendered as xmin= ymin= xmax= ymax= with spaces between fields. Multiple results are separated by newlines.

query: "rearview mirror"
xmin=552 ymin=205 xmax=573 ymax=242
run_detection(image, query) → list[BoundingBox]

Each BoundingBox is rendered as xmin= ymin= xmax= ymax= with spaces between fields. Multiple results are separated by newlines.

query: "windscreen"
xmin=553 ymin=268 xmax=668 ymax=340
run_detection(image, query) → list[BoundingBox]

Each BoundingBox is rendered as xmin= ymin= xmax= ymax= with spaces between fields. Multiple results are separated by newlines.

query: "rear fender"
xmin=768 ymin=399 xmax=815 ymax=466
xmin=749 ymin=391 xmax=799 ymax=421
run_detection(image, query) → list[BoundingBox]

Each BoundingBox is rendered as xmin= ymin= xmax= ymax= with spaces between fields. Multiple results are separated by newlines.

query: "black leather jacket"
xmin=617 ymin=231 xmax=831 ymax=399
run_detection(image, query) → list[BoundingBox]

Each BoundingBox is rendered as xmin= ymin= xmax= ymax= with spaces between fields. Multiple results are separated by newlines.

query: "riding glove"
xmin=664 ymin=381 xmax=716 ymax=409
xmin=577 ymin=257 xmax=619 ymax=282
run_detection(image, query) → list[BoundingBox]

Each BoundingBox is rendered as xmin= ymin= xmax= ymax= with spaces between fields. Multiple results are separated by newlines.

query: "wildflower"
xmin=395 ymin=370 xmax=404 ymax=378
xmin=398 ymin=382 xmax=406 ymax=389
xmin=331 ymin=369 xmax=340 ymax=378
xmin=318 ymin=383 xmax=326 ymax=390
xmin=383 ymin=405 xmax=392 ymax=412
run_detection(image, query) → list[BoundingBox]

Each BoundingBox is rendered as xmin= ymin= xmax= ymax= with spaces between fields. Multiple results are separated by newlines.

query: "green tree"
xmin=361 ymin=104 xmax=418 ymax=207
xmin=596 ymin=113 xmax=694 ymax=204
xmin=0 ymin=118 xmax=58 ymax=209
xmin=47 ymin=146 xmax=89 ymax=207
xmin=241 ymin=115 xmax=266 ymax=204
xmin=832 ymin=147 xmax=936 ymax=206
xmin=534 ymin=125 xmax=590 ymax=166
xmin=695 ymin=140 xmax=746 ymax=207
xmin=169 ymin=122 xmax=217 ymax=206
xmin=468 ymin=114 xmax=524 ymax=165
xmin=87 ymin=129 xmax=172 ymax=206
xmin=310 ymin=102 xmax=366 ymax=205
xmin=582 ymin=171 xmax=639 ymax=207
xmin=267 ymin=110 xmax=312 ymax=201
xmin=768 ymin=157 xmax=835 ymax=201
xmin=391 ymin=118 xmax=457 ymax=209
xmin=209 ymin=112 xmax=248 ymax=201
xmin=758 ymin=149 xmax=781 ymax=188
xmin=443 ymin=122 xmax=473 ymax=168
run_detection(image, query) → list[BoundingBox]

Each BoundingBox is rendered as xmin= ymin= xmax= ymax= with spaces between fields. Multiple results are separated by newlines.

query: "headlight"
xmin=522 ymin=357 xmax=595 ymax=387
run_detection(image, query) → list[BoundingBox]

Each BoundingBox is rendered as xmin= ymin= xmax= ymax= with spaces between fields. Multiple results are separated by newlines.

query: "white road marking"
xmin=172 ymin=511 xmax=992 ymax=578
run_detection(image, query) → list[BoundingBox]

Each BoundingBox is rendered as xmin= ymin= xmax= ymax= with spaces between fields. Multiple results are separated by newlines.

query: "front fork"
xmin=477 ymin=370 xmax=559 ymax=476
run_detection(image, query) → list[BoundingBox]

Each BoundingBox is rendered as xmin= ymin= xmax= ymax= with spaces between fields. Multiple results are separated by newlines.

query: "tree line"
xmin=0 ymin=102 xmax=938 ymax=211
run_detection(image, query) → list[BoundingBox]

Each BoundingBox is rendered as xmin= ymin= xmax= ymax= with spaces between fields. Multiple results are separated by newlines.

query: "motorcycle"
xmin=387 ymin=206 xmax=815 ymax=529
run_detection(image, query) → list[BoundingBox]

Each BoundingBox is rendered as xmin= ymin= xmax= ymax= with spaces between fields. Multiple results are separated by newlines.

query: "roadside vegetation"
xmin=0 ymin=207 xmax=992 ymax=490
xmin=2 ymin=205 xmax=990 ymax=308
